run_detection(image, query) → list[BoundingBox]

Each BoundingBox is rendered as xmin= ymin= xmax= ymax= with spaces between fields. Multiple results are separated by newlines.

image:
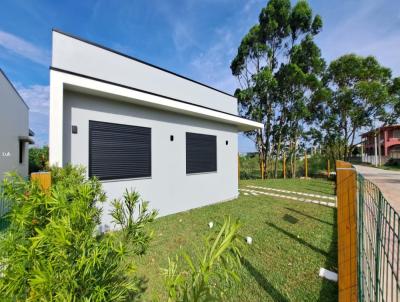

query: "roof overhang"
xmin=50 ymin=68 xmax=263 ymax=132
xmin=19 ymin=136 xmax=35 ymax=144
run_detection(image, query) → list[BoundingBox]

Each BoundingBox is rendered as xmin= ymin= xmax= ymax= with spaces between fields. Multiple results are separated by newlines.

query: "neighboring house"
xmin=0 ymin=69 xmax=34 ymax=180
xmin=361 ymin=125 xmax=400 ymax=164
xmin=48 ymin=30 xmax=263 ymax=228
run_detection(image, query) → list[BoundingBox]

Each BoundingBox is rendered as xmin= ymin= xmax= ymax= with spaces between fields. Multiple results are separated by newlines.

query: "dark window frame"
xmin=89 ymin=120 xmax=152 ymax=181
xmin=19 ymin=141 xmax=24 ymax=164
xmin=186 ymin=132 xmax=217 ymax=174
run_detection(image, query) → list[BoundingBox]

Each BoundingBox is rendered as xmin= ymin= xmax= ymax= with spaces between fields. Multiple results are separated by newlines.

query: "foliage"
xmin=0 ymin=166 xmax=156 ymax=301
xmin=111 ymin=189 xmax=158 ymax=254
xmin=163 ymin=217 xmax=242 ymax=302
xmin=311 ymin=54 xmax=399 ymax=161
xmin=29 ymin=146 xmax=49 ymax=173
xmin=231 ymin=0 xmax=325 ymax=179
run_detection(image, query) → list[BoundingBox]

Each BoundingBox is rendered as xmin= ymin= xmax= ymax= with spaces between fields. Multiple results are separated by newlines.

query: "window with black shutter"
xmin=89 ymin=120 xmax=151 ymax=180
xmin=186 ymin=132 xmax=217 ymax=174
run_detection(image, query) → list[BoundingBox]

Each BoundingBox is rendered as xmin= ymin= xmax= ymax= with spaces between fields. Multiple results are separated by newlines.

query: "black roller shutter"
xmin=89 ymin=120 xmax=151 ymax=180
xmin=186 ymin=132 xmax=217 ymax=174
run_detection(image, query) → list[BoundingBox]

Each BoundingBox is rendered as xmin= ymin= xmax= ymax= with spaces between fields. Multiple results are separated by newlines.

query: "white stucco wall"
xmin=63 ymin=90 xmax=238 ymax=228
xmin=52 ymin=30 xmax=238 ymax=115
xmin=0 ymin=70 xmax=29 ymax=180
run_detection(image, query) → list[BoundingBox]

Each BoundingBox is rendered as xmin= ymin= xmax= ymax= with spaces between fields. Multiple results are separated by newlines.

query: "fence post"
xmin=357 ymin=175 xmax=364 ymax=301
xmin=31 ymin=172 xmax=51 ymax=191
xmin=327 ymin=159 xmax=330 ymax=179
xmin=283 ymin=153 xmax=286 ymax=179
xmin=374 ymin=191 xmax=383 ymax=301
xmin=238 ymin=153 xmax=240 ymax=180
xmin=304 ymin=151 xmax=308 ymax=178
xmin=336 ymin=160 xmax=358 ymax=302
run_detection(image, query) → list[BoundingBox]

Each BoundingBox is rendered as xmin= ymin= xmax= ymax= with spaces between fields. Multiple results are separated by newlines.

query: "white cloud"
xmin=16 ymin=84 xmax=49 ymax=146
xmin=316 ymin=0 xmax=400 ymax=76
xmin=17 ymin=84 xmax=49 ymax=114
xmin=189 ymin=0 xmax=264 ymax=94
xmin=0 ymin=30 xmax=49 ymax=66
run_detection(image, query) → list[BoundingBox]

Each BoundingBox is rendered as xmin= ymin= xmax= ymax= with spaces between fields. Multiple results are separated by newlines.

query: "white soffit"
xmin=52 ymin=69 xmax=263 ymax=131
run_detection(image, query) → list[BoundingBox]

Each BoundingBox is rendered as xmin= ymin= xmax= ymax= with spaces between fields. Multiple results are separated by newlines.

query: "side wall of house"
xmin=63 ymin=90 xmax=238 ymax=227
xmin=0 ymin=72 xmax=29 ymax=180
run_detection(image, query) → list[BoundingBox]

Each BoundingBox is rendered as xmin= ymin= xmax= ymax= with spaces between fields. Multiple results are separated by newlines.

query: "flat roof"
xmin=51 ymin=67 xmax=263 ymax=131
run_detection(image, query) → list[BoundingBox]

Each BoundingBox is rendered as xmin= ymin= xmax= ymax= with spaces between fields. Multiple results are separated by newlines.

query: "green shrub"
xmin=163 ymin=217 xmax=242 ymax=302
xmin=0 ymin=165 xmax=241 ymax=301
xmin=29 ymin=146 xmax=49 ymax=174
xmin=0 ymin=166 xmax=157 ymax=301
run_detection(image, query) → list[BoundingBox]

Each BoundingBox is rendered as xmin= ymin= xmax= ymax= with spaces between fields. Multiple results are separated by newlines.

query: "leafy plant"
xmin=29 ymin=146 xmax=49 ymax=173
xmin=111 ymin=189 xmax=158 ymax=255
xmin=163 ymin=217 xmax=243 ymax=302
xmin=0 ymin=166 xmax=156 ymax=301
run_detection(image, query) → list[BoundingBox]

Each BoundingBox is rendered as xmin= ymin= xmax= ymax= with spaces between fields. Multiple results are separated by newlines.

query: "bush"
xmin=164 ymin=217 xmax=242 ymax=301
xmin=0 ymin=166 xmax=157 ymax=301
xmin=385 ymin=158 xmax=400 ymax=167
xmin=0 ymin=166 xmax=242 ymax=301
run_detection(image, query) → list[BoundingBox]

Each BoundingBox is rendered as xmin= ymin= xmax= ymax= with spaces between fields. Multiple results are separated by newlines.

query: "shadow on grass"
xmin=242 ymin=257 xmax=289 ymax=302
xmin=283 ymin=214 xmax=298 ymax=224
xmin=284 ymin=207 xmax=334 ymax=226
xmin=266 ymin=222 xmax=329 ymax=257
xmin=317 ymin=210 xmax=338 ymax=301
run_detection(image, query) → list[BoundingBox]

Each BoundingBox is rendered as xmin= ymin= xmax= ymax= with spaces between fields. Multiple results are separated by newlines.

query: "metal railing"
xmin=357 ymin=173 xmax=400 ymax=301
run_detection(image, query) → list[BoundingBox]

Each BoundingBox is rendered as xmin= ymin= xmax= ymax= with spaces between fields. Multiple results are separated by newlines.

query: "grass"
xmin=133 ymin=178 xmax=338 ymax=301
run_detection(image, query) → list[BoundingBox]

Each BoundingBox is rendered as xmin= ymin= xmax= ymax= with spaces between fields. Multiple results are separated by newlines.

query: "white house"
xmin=48 ymin=30 xmax=263 ymax=227
xmin=0 ymin=69 xmax=34 ymax=180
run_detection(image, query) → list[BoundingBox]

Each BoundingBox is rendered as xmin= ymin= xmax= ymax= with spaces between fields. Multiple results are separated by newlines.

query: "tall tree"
xmin=314 ymin=54 xmax=397 ymax=161
xmin=231 ymin=0 xmax=324 ymax=178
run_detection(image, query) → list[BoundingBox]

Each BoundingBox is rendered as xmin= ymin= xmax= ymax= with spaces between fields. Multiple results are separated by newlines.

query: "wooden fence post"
xmin=327 ymin=159 xmax=330 ymax=179
xmin=283 ymin=153 xmax=286 ymax=179
xmin=31 ymin=172 xmax=51 ymax=191
xmin=261 ymin=159 xmax=264 ymax=180
xmin=238 ymin=153 xmax=240 ymax=180
xmin=336 ymin=160 xmax=357 ymax=302
xmin=304 ymin=151 xmax=308 ymax=178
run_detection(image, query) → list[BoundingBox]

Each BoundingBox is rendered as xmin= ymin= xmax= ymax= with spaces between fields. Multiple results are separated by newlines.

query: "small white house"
xmin=0 ymin=69 xmax=34 ymax=180
xmin=48 ymin=30 xmax=262 ymax=227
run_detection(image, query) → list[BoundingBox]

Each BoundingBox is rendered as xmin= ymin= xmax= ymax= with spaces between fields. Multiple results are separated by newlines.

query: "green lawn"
xmin=133 ymin=179 xmax=338 ymax=301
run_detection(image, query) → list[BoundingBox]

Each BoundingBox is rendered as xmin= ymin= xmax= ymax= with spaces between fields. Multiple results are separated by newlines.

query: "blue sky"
xmin=1 ymin=0 xmax=399 ymax=150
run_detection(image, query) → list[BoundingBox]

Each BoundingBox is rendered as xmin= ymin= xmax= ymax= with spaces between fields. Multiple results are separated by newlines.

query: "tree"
xmin=314 ymin=54 xmax=397 ymax=161
xmin=231 ymin=0 xmax=324 ymax=178
xmin=29 ymin=146 xmax=49 ymax=173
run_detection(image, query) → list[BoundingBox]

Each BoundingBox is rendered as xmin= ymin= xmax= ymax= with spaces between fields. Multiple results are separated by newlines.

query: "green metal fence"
xmin=357 ymin=173 xmax=400 ymax=301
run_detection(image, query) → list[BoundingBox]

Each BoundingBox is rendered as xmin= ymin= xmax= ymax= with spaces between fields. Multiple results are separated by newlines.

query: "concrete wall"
xmin=63 ymin=90 xmax=238 ymax=228
xmin=52 ymin=31 xmax=237 ymax=115
xmin=0 ymin=71 xmax=29 ymax=180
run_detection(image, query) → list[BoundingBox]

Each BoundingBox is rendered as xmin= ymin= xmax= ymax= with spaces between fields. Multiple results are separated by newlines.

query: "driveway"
xmin=354 ymin=165 xmax=400 ymax=212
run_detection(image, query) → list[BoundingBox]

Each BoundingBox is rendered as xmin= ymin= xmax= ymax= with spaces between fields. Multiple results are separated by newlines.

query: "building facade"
xmin=361 ymin=125 xmax=400 ymax=164
xmin=0 ymin=69 xmax=34 ymax=180
xmin=49 ymin=30 xmax=263 ymax=229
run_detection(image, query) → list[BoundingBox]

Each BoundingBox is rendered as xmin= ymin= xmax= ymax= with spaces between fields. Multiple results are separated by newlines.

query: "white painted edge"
xmin=319 ymin=268 xmax=338 ymax=282
xmin=239 ymin=188 xmax=336 ymax=207
xmin=49 ymin=69 xmax=263 ymax=166
xmin=247 ymin=185 xmax=337 ymax=201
